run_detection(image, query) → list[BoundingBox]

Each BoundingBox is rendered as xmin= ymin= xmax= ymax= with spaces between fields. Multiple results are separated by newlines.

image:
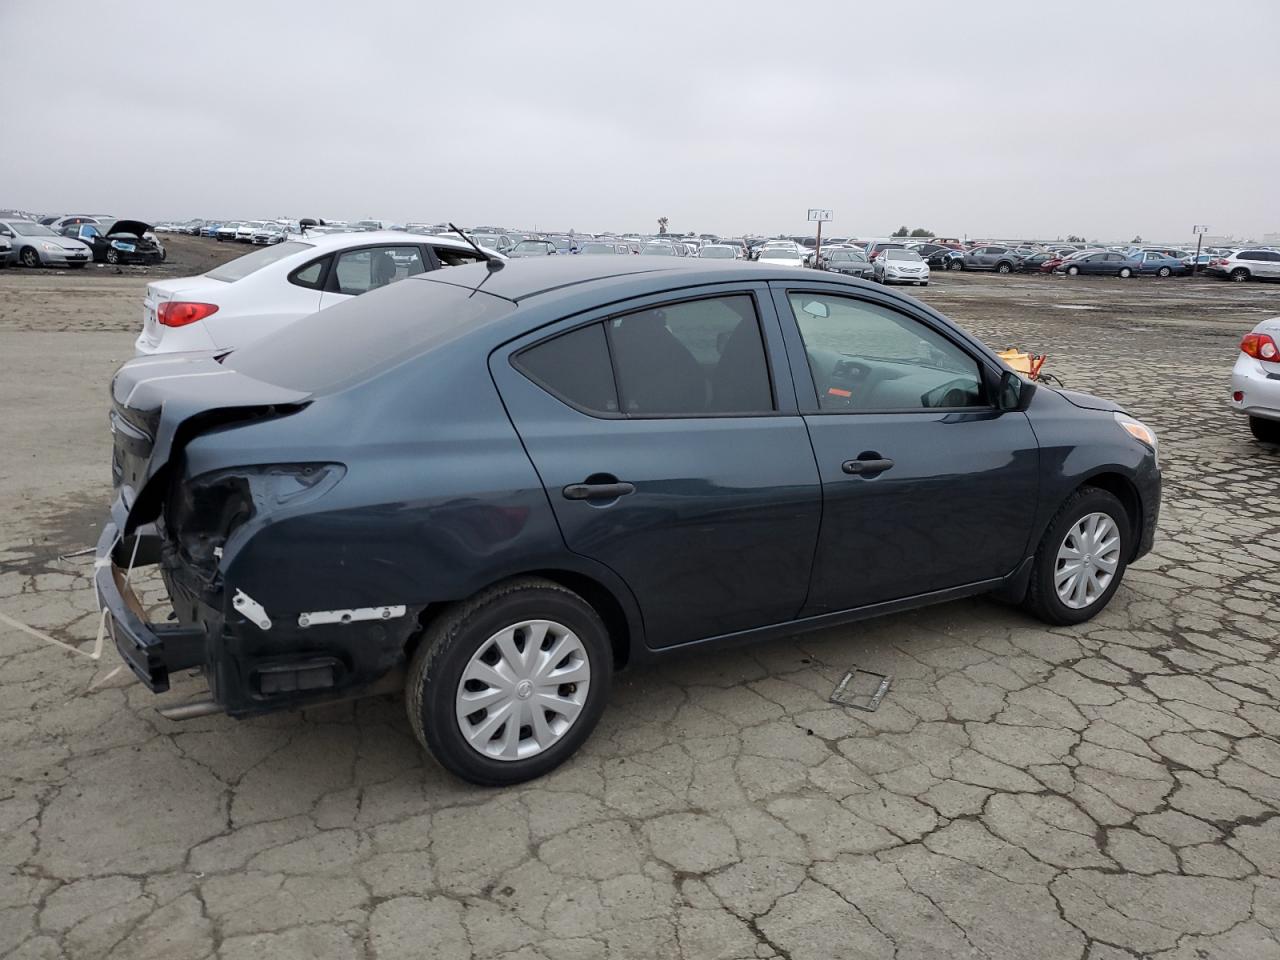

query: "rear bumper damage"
xmin=94 ymin=517 xmax=419 ymax=717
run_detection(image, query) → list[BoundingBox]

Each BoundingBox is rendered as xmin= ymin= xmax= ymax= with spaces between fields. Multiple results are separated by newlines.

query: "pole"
xmin=1192 ymin=232 xmax=1203 ymax=276
xmin=815 ymin=218 xmax=823 ymax=269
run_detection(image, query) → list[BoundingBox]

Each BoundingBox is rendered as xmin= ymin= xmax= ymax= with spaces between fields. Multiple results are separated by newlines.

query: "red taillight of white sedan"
xmin=1241 ymin=332 xmax=1279 ymax=361
xmin=158 ymin=302 xmax=220 ymax=327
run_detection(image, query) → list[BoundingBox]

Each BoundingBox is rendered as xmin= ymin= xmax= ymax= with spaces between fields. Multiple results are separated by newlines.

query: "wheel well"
xmin=408 ymin=570 xmax=634 ymax=671
xmin=1079 ymin=472 xmax=1142 ymax=559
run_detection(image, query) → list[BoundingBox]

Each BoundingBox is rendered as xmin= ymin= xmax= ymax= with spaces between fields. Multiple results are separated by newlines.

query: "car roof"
xmin=413 ymin=256 xmax=863 ymax=305
xmin=299 ymin=229 xmax=479 ymax=252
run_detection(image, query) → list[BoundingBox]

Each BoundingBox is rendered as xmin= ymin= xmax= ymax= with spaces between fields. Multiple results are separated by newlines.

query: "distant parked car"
xmin=216 ymin=222 xmax=243 ymax=242
xmin=1133 ymin=251 xmax=1188 ymax=278
xmin=1229 ymin=316 xmax=1280 ymax=443
xmin=252 ymin=224 xmax=285 ymax=245
xmin=820 ymin=249 xmax=873 ymax=277
xmin=0 ymin=218 xmax=92 ymax=268
xmin=961 ymin=245 xmax=1023 ymax=274
xmin=1055 ymin=251 xmax=1141 ymax=278
xmin=1018 ymin=251 xmax=1059 ymax=272
xmin=698 ymin=244 xmax=740 ymax=259
xmin=1206 ymin=249 xmax=1280 ymax=283
xmin=63 ymin=220 xmax=165 ymax=265
xmin=510 ymin=240 xmax=558 ymax=258
xmin=923 ymin=247 xmax=965 ymax=270
xmin=865 ymin=241 xmax=907 ymax=262
xmin=639 ymin=241 xmax=681 ymax=257
xmin=755 ymin=246 xmax=806 ymax=268
xmin=133 ymin=231 xmax=502 ymax=356
xmin=873 ymin=248 xmax=930 ymax=285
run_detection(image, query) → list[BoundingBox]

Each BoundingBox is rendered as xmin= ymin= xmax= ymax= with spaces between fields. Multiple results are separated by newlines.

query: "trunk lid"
xmin=110 ymin=354 xmax=310 ymax=533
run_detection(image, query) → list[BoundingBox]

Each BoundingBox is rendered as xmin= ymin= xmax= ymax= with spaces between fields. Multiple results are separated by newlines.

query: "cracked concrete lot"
xmin=2 ymin=263 xmax=1280 ymax=959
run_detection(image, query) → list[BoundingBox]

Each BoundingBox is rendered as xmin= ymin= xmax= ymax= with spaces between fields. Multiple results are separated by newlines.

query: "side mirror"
xmin=997 ymin=370 xmax=1036 ymax=412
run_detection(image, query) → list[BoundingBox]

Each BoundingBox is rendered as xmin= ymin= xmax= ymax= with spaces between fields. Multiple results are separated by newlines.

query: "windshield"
xmin=887 ymin=250 xmax=923 ymax=262
xmin=700 ymin=246 xmax=735 ymax=258
xmin=207 ymin=240 xmax=314 ymax=282
xmin=640 ymin=244 xmax=675 ymax=256
xmin=830 ymin=251 xmax=862 ymax=261
xmin=514 ymin=241 xmax=549 ymax=253
xmin=7 ymin=221 xmax=57 ymax=237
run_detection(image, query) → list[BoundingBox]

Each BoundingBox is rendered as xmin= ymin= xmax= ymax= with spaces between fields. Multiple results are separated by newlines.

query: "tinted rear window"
xmin=230 ymin=276 xmax=514 ymax=393
xmin=207 ymin=241 xmax=314 ymax=282
xmin=515 ymin=323 xmax=619 ymax=413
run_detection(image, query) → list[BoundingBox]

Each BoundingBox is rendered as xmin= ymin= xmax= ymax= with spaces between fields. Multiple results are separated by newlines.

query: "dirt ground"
xmin=2 ymin=248 xmax=1280 ymax=959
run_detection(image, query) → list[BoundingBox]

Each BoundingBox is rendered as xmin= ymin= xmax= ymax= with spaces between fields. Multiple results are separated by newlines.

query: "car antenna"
xmin=449 ymin=222 xmax=503 ymax=271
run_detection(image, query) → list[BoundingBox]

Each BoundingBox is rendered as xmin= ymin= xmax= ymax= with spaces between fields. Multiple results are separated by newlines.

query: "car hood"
xmin=1056 ymin=388 xmax=1123 ymax=413
xmin=107 ymin=219 xmax=153 ymax=237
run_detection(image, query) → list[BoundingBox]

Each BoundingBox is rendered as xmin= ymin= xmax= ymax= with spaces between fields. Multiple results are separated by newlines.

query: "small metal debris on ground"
xmin=829 ymin=668 xmax=892 ymax=712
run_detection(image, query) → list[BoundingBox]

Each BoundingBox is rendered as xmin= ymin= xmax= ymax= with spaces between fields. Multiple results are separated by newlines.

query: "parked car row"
xmin=0 ymin=215 xmax=167 ymax=267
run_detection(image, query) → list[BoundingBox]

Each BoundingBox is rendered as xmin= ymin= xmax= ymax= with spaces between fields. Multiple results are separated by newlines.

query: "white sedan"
xmin=755 ymin=246 xmax=807 ymax=268
xmin=1229 ymin=316 xmax=1280 ymax=444
xmin=135 ymin=231 xmax=501 ymax=356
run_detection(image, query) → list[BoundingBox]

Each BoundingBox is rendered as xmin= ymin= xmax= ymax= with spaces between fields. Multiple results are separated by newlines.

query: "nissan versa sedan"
xmin=96 ymin=258 xmax=1160 ymax=785
xmin=1229 ymin=316 xmax=1280 ymax=443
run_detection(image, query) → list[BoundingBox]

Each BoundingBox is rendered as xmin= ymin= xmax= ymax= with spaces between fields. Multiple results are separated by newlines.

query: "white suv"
xmin=1206 ymin=249 xmax=1280 ymax=282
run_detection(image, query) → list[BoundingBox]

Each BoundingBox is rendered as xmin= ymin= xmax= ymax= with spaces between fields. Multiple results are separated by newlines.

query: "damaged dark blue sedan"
xmin=96 ymin=257 xmax=1160 ymax=784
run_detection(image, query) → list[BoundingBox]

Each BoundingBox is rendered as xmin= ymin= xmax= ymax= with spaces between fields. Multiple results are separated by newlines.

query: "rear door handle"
xmin=842 ymin=458 xmax=895 ymax=476
xmin=562 ymin=481 xmax=636 ymax=501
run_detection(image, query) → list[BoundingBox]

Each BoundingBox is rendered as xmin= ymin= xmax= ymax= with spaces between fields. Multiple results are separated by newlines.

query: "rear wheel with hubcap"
xmin=1023 ymin=487 xmax=1130 ymax=625
xmin=1231 ymin=268 xmax=1250 ymax=282
xmin=1118 ymin=267 xmax=1132 ymax=278
xmin=1250 ymin=416 xmax=1280 ymax=444
xmin=405 ymin=578 xmax=611 ymax=785
xmin=1066 ymin=265 xmax=1080 ymax=276
xmin=1157 ymin=266 xmax=1171 ymax=278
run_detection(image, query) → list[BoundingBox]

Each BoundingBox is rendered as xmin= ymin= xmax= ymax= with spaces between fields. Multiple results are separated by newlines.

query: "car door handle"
xmin=842 ymin=458 xmax=895 ymax=476
xmin=562 ymin=481 xmax=636 ymax=501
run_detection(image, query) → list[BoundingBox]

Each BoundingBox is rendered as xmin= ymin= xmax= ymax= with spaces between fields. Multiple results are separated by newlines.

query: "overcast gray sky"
xmin=3 ymin=1 xmax=1277 ymax=241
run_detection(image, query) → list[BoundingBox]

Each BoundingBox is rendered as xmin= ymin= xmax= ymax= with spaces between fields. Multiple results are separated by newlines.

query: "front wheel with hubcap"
xmin=997 ymin=262 xmax=1012 ymax=274
xmin=1066 ymin=265 xmax=1080 ymax=276
xmin=405 ymin=578 xmax=611 ymax=785
xmin=106 ymin=249 xmax=119 ymax=264
xmin=1023 ymin=487 xmax=1130 ymax=626
xmin=19 ymin=247 xmax=39 ymax=268
xmin=1118 ymin=267 xmax=1132 ymax=278
xmin=1250 ymin=416 xmax=1280 ymax=444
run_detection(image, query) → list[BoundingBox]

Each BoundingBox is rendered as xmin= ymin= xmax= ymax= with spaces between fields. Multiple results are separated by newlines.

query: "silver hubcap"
xmin=456 ymin=619 xmax=590 ymax=761
xmin=1055 ymin=512 xmax=1122 ymax=609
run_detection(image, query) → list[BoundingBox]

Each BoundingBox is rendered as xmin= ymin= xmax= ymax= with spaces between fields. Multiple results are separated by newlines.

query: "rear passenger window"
xmin=607 ymin=295 xmax=773 ymax=416
xmin=334 ymin=246 xmax=424 ymax=296
xmin=514 ymin=295 xmax=775 ymax=418
xmin=290 ymin=258 xmax=327 ymax=289
xmin=515 ymin=324 xmax=619 ymax=414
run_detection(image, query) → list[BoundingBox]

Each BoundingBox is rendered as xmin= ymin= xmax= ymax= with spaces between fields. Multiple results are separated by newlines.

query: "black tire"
xmin=405 ymin=577 xmax=612 ymax=786
xmin=1118 ymin=267 xmax=1132 ymax=278
xmin=1230 ymin=268 xmax=1250 ymax=282
xmin=19 ymin=247 xmax=39 ymax=268
xmin=996 ymin=262 xmax=1013 ymax=274
xmin=1250 ymin=416 xmax=1280 ymax=444
xmin=951 ymin=260 xmax=964 ymax=271
xmin=105 ymin=248 xmax=119 ymax=265
xmin=1022 ymin=487 xmax=1131 ymax=626
xmin=1066 ymin=265 xmax=1080 ymax=276
xmin=1157 ymin=266 xmax=1171 ymax=278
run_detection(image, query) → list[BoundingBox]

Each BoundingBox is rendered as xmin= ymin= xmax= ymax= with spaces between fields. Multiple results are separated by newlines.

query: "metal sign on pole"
xmin=1191 ymin=225 xmax=1208 ymax=275
xmin=808 ymin=209 xmax=832 ymax=267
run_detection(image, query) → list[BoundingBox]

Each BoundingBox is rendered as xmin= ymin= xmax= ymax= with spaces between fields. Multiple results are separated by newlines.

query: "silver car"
xmin=0 ymin=218 xmax=92 ymax=268
xmin=1229 ymin=316 xmax=1280 ymax=443
xmin=874 ymin=248 xmax=930 ymax=285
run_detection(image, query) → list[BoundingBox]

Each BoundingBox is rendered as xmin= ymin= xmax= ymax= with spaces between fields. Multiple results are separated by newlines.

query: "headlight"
xmin=40 ymin=242 xmax=59 ymax=252
xmin=1115 ymin=413 xmax=1158 ymax=459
